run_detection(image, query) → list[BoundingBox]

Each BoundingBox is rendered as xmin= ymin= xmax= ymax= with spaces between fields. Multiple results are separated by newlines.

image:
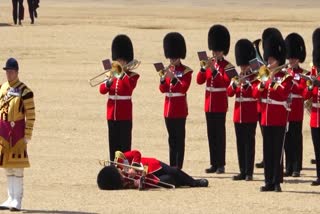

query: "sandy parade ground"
xmin=1 ymin=0 xmax=320 ymax=213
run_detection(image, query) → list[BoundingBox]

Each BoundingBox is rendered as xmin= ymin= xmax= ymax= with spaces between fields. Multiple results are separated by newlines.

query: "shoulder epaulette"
xmin=126 ymin=71 xmax=139 ymax=77
xmin=183 ymin=66 xmax=193 ymax=74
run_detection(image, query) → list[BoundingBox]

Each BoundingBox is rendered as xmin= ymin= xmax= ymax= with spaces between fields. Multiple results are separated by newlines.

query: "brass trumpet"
xmin=200 ymin=56 xmax=216 ymax=69
xmin=89 ymin=59 xmax=141 ymax=87
xmin=254 ymin=63 xmax=289 ymax=83
xmin=154 ymin=60 xmax=179 ymax=79
xmin=232 ymin=69 xmax=259 ymax=86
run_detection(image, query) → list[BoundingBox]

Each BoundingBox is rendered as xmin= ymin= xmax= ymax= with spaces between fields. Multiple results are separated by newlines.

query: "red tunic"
xmin=227 ymin=77 xmax=259 ymax=123
xmin=288 ymin=67 xmax=307 ymax=122
xmin=196 ymin=58 xmax=232 ymax=113
xmin=159 ymin=64 xmax=193 ymax=118
xmin=99 ymin=71 xmax=139 ymax=120
xmin=118 ymin=150 xmax=163 ymax=186
xmin=253 ymin=71 xmax=293 ymax=126
xmin=303 ymin=68 xmax=320 ymax=128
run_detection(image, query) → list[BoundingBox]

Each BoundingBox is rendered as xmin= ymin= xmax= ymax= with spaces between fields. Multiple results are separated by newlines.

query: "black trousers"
xmin=234 ymin=122 xmax=257 ymax=176
xmin=12 ymin=0 xmax=24 ymax=23
xmin=284 ymin=121 xmax=303 ymax=173
xmin=311 ymin=128 xmax=320 ymax=178
xmin=153 ymin=162 xmax=196 ymax=187
xmin=107 ymin=120 xmax=132 ymax=161
xmin=27 ymin=0 xmax=36 ymax=22
xmin=164 ymin=118 xmax=186 ymax=169
xmin=262 ymin=126 xmax=285 ymax=185
xmin=205 ymin=112 xmax=226 ymax=167
xmin=258 ymin=113 xmax=264 ymax=163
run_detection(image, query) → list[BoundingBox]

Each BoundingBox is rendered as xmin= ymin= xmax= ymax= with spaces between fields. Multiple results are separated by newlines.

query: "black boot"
xmin=233 ymin=173 xmax=245 ymax=181
xmin=274 ymin=184 xmax=282 ymax=192
xmin=216 ymin=167 xmax=225 ymax=174
xmin=311 ymin=179 xmax=320 ymax=186
xmin=245 ymin=175 xmax=253 ymax=181
xmin=260 ymin=184 xmax=274 ymax=192
xmin=205 ymin=166 xmax=217 ymax=173
xmin=284 ymin=171 xmax=293 ymax=177
xmin=255 ymin=160 xmax=264 ymax=168
xmin=194 ymin=179 xmax=209 ymax=187
xmin=292 ymin=171 xmax=300 ymax=177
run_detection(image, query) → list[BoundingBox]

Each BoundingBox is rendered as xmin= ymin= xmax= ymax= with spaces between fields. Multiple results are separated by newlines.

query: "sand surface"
xmin=0 ymin=0 xmax=320 ymax=213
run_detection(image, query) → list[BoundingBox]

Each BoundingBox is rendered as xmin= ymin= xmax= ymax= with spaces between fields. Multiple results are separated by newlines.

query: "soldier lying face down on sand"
xmin=97 ymin=150 xmax=209 ymax=190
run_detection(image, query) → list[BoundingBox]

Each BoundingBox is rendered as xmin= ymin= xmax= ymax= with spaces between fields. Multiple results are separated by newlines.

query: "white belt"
xmin=261 ymin=98 xmax=287 ymax=106
xmin=206 ymin=87 xmax=227 ymax=92
xmin=165 ymin=92 xmax=185 ymax=97
xmin=291 ymin=94 xmax=303 ymax=99
xmin=312 ymin=103 xmax=320 ymax=108
xmin=235 ymin=97 xmax=257 ymax=102
xmin=108 ymin=95 xmax=132 ymax=100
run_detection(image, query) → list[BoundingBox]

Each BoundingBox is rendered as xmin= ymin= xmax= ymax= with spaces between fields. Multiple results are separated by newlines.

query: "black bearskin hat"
xmin=163 ymin=32 xmax=186 ymax=59
xmin=112 ymin=34 xmax=134 ymax=62
xmin=312 ymin=28 xmax=320 ymax=68
xmin=262 ymin=27 xmax=283 ymax=49
xmin=97 ymin=166 xmax=123 ymax=190
xmin=285 ymin=33 xmax=306 ymax=63
xmin=235 ymin=39 xmax=256 ymax=66
xmin=208 ymin=25 xmax=230 ymax=55
xmin=263 ymin=35 xmax=286 ymax=65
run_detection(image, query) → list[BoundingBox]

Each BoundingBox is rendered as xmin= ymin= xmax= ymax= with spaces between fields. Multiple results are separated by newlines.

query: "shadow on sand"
xmin=0 ymin=23 xmax=12 ymax=27
xmin=22 ymin=210 xmax=98 ymax=214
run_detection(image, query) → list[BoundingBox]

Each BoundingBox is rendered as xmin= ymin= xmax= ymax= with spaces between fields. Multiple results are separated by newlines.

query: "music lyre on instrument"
xmin=197 ymin=51 xmax=213 ymax=69
xmin=153 ymin=61 xmax=178 ymax=81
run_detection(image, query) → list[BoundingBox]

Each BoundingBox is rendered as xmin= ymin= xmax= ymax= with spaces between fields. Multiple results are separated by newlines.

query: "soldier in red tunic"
xmin=255 ymin=27 xmax=283 ymax=169
xmin=227 ymin=39 xmax=259 ymax=181
xmin=97 ymin=150 xmax=208 ymax=190
xmin=99 ymin=35 xmax=140 ymax=161
xmin=197 ymin=25 xmax=234 ymax=174
xmin=303 ymin=28 xmax=320 ymax=186
xmin=159 ymin=32 xmax=193 ymax=169
xmin=283 ymin=33 xmax=307 ymax=177
xmin=253 ymin=35 xmax=293 ymax=192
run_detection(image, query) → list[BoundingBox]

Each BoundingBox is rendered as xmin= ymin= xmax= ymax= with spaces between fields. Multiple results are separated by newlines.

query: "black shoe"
xmin=31 ymin=20 xmax=34 ymax=24
xmin=292 ymin=171 xmax=300 ymax=177
xmin=311 ymin=159 xmax=316 ymax=164
xmin=9 ymin=207 xmax=21 ymax=212
xmin=284 ymin=171 xmax=293 ymax=177
xmin=245 ymin=175 xmax=253 ymax=181
xmin=311 ymin=179 xmax=320 ymax=186
xmin=216 ymin=167 xmax=225 ymax=174
xmin=0 ymin=206 xmax=10 ymax=210
xmin=195 ymin=179 xmax=209 ymax=187
xmin=260 ymin=184 xmax=274 ymax=192
xmin=255 ymin=161 xmax=264 ymax=168
xmin=18 ymin=20 xmax=22 ymax=25
xmin=205 ymin=166 xmax=217 ymax=173
xmin=274 ymin=184 xmax=282 ymax=192
xmin=233 ymin=174 xmax=245 ymax=181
